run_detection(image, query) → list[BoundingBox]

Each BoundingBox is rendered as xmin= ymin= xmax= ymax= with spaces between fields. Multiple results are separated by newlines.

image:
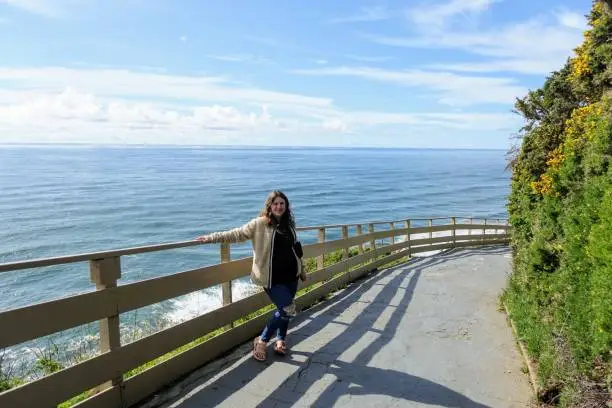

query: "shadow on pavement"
xmin=156 ymin=246 xmax=509 ymax=408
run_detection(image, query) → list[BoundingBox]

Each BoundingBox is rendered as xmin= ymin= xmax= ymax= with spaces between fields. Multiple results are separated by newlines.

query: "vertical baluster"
xmin=405 ymin=220 xmax=411 ymax=256
xmin=89 ymin=257 xmax=123 ymax=392
xmin=220 ymin=242 xmax=232 ymax=329
xmin=483 ymin=219 xmax=487 ymax=242
xmin=317 ymin=227 xmax=325 ymax=270
xmin=342 ymin=225 xmax=349 ymax=260
xmin=505 ymin=218 xmax=510 ymax=241
xmin=356 ymin=224 xmax=364 ymax=253
xmin=368 ymin=223 xmax=376 ymax=253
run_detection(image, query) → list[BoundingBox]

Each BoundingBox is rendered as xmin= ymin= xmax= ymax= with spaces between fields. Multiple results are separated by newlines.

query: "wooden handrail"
xmin=296 ymin=215 xmax=506 ymax=230
xmin=0 ymin=240 xmax=202 ymax=274
xmin=0 ymin=217 xmax=509 ymax=274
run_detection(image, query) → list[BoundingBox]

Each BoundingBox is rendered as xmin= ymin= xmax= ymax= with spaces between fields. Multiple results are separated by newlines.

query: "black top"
xmin=271 ymin=227 xmax=298 ymax=285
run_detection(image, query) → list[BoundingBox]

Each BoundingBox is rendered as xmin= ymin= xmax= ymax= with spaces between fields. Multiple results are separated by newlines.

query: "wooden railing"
xmin=0 ymin=216 xmax=510 ymax=408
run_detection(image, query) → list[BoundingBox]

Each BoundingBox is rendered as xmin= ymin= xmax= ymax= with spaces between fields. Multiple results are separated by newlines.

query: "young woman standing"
xmin=197 ymin=190 xmax=307 ymax=361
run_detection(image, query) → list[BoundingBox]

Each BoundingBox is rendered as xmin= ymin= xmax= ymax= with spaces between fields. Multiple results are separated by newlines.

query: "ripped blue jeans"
xmin=260 ymin=281 xmax=299 ymax=342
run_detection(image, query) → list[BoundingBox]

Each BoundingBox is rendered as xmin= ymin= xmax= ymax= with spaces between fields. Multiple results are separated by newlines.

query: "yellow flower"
xmin=564 ymin=103 xmax=603 ymax=151
xmin=546 ymin=148 xmax=566 ymax=170
xmin=592 ymin=1 xmax=604 ymax=27
xmin=569 ymin=53 xmax=591 ymax=81
xmin=531 ymin=174 xmax=557 ymax=196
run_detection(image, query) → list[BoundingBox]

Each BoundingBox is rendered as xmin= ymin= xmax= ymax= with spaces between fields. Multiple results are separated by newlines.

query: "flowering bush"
xmin=504 ymin=1 xmax=611 ymax=406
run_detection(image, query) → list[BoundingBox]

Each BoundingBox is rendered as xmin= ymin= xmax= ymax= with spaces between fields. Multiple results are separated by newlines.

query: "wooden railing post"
xmin=505 ymin=219 xmax=510 ymax=241
xmin=356 ymin=224 xmax=364 ymax=253
xmin=317 ymin=228 xmax=325 ymax=270
xmin=220 ymin=243 xmax=232 ymax=305
xmin=89 ymin=256 xmax=123 ymax=392
xmin=368 ymin=223 xmax=376 ymax=251
xmin=390 ymin=222 xmax=395 ymax=245
xmin=405 ymin=220 xmax=411 ymax=256
xmin=220 ymin=242 xmax=232 ymax=329
xmin=428 ymin=219 xmax=433 ymax=244
xmin=451 ymin=217 xmax=456 ymax=247
xmin=483 ymin=219 xmax=487 ymax=242
xmin=469 ymin=217 xmax=473 ymax=236
xmin=342 ymin=226 xmax=349 ymax=260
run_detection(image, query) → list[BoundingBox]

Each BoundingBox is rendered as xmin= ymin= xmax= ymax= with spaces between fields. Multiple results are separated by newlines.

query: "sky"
xmin=0 ymin=0 xmax=592 ymax=148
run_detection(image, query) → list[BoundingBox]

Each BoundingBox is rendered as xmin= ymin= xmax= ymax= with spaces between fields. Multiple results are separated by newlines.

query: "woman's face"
xmin=270 ymin=196 xmax=286 ymax=219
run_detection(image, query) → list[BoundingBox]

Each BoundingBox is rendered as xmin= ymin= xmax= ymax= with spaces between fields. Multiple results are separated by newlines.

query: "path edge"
xmin=503 ymin=301 xmax=540 ymax=399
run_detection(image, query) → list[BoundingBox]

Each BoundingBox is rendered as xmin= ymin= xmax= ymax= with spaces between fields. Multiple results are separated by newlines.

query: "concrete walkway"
xmin=142 ymin=246 xmax=532 ymax=408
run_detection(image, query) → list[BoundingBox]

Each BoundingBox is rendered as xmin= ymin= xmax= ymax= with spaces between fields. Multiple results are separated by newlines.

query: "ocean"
xmin=0 ymin=146 xmax=511 ymax=369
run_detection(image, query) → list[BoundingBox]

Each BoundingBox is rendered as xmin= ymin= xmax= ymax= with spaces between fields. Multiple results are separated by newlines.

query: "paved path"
xmin=142 ymin=246 xmax=532 ymax=408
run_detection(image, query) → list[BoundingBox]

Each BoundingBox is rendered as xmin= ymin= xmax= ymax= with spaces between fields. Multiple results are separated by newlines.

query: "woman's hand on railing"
xmin=196 ymin=235 xmax=213 ymax=243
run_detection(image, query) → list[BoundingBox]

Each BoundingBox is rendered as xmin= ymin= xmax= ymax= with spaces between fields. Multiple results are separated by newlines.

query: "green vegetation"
xmin=0 ymin=356 xmax=23 ymax=393
xmin=503 ymin=1 xmax=612 ymax=406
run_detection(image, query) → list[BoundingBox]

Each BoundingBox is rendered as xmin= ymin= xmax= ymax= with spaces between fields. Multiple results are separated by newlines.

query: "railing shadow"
xmin=150 ymin=246 xmax=509 ymax=408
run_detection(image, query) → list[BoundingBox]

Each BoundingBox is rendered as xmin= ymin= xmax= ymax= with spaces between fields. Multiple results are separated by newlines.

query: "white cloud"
xmin=427 ymin=60 xmax=556 ymax=75
xmin=327 ymin=6 xmax=390 ymax=24
xmin=0 ymin=87 xmax=279 ymax=129
xmin=0 ymin=67 xmax=332 ymax=112
xmin=0 ymin=88 xmax=287 ymax=144
xmin=179 ymin=35 xmax=188 ymax=43
xmin=556 ymin=10 xmax=588 ymax=30
xmin=338 ymin=110 xmax=519 ymax=134
xmin=322 ymin=118 xmax=348 ymax=132
xmin=407 ymin=0 xmax=496 ymax=31
xmin=291 ymin=66 xmax=526 ymax=106
xmin=364 ymin=11 xmax=584 ymax=75
xmin=0 ymin=66 xmax=519 ymax=147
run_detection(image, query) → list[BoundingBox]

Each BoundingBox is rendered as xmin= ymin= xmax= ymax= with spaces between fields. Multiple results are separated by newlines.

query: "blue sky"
xmin=0 ymin=0 xmax=591 ymax=148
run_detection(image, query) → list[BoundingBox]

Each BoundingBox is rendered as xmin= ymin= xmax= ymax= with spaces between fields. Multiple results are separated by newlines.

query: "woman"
xmin=197 ymin=190 xmax=307 ymax=362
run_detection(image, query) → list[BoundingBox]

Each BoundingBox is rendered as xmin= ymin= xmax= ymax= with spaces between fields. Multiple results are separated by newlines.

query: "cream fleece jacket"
xmin=205 ymin=216 xmax=304 ymax=288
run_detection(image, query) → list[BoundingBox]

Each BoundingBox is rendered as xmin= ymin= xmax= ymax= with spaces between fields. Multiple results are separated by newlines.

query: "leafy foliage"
xmin=504 ymin=2 xmax=612 ymax=405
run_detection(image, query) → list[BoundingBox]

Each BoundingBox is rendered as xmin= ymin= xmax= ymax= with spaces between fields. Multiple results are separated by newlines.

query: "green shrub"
xmin=504 ymin=2 xmax=612 ymax=405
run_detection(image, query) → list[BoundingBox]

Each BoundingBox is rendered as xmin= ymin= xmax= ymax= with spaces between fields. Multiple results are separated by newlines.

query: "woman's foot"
xmin=253 ymin=337 xmax=267 ymax=362
xmin=273 ymin=340 xmax=288 ymax=356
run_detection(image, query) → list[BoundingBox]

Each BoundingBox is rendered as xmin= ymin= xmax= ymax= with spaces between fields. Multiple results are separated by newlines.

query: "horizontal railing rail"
xmin=0 ymin=216 xmax=507 ymax=274
xmin=0 ymin=216 xmax=510 ymax=408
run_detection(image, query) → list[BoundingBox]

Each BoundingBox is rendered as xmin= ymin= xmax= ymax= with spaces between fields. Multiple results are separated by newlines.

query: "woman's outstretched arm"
xmin=197 ymin=217 xmax=260 ymax=244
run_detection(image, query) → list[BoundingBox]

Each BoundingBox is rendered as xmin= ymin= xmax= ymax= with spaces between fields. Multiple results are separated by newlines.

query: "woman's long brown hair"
xmin=259 ymin=190 xmax=295 ymax=229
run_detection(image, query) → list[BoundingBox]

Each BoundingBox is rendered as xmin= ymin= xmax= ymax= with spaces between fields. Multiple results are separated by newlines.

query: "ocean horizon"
xmin=0 ymin=143 xmax=509 ymax=151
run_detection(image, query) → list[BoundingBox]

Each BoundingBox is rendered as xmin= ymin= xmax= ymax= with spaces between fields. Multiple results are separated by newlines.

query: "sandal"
xmin=253 ymin=338 xmax=267 ymax=362
xmin=273 ymin=340 xmax=288 ymax=356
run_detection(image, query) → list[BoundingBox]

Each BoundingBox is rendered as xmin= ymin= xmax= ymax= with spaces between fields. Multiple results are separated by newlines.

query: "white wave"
xmin=164 ymin=280 xmax=263 ymax=325
xmin=165 ymin=289 xmax=221 ymax=324
xmin=232 ymin=279 xmax=263 ymax=301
